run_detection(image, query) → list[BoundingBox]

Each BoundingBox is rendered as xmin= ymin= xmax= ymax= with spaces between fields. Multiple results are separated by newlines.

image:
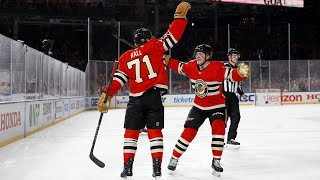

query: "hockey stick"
xmin=111 ymin=19 xmax=135 ymax=48
xmin=112 ymin=34 xmax=135 ymax=48
xmin=89 ymin=60 xmax=119 ymax=168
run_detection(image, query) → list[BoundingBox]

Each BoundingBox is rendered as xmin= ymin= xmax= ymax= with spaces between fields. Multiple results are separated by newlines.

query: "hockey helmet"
xmin=133 ymin=28 xmax=153 ymax=46
xmin=227 ymin=48 xmax=240 ymax=57
xmin=193 ymin=44 xmax=213 ymax=60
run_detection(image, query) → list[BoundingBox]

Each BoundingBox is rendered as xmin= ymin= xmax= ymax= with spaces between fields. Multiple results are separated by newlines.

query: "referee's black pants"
xmin=223 ymin=92 xmax=241 ymax=141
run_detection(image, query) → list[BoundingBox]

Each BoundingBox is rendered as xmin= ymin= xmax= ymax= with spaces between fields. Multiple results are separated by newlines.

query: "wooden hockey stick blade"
xmin=89 ymin=152 xmax=105 ymax=168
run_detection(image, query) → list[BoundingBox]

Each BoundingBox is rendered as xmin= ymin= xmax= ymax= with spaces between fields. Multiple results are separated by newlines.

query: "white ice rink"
xmin=1 ymin=104 xmax=320 ymax=180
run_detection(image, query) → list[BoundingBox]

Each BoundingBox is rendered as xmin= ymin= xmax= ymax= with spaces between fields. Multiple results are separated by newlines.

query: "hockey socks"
xmin=172 ymin=127 xmax=197 ymax=159
xmin=123 ymin=129 xmax=140 ymax=163
xmin=147 ymin=129 xmax=164 ymax=163
xmin=211 ymin=120 xmax=225 ymax=159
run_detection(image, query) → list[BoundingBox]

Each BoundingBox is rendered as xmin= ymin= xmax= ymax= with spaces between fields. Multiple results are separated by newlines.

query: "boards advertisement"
xmin=0 ymin=103 xmax=24 ymax=143
xmin=26 ymin=100 xmax=54 ymax=132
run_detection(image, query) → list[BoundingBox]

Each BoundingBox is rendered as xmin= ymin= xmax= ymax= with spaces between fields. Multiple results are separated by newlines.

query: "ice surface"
xmin=1 ymin=104 xmax=320 ymax=180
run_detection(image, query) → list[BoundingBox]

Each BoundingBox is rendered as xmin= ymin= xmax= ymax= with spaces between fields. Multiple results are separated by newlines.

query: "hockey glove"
xmin=163 ymin=55 xmax=171 ymax=65
xmin=97 ymin=93 xmax=112 ymax=113
xmin=242 ymin=94 xmax=248 ymax=102
xmin=174 ymin=1 xmax=191 ymax=19
xmin=237 ymin=63 xmax=250 ymax=78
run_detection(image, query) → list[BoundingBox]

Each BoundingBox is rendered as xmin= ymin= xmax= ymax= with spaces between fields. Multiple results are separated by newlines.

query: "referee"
xmin=223 ymin=48 xmax=247 ymax=147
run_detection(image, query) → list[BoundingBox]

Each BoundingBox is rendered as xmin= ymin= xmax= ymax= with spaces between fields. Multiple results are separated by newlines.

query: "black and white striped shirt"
xmin=223 ymin=62 xmax=244 ymax=96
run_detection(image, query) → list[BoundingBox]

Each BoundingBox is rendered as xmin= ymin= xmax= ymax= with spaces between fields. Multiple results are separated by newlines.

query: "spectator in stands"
xmin=0 ymin=73 xmax=10 ymax=96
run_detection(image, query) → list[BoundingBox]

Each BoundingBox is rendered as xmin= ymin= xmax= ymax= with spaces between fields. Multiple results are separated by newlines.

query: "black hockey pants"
xmin=224 ymin=92 xmax=241 ymax=140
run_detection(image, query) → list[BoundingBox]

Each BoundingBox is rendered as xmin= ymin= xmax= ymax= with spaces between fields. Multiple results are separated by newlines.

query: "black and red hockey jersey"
xmin=104 ymin=19 xmax=188 ymax=97
xmin=167 ymin=59 xmax=245 ymax=110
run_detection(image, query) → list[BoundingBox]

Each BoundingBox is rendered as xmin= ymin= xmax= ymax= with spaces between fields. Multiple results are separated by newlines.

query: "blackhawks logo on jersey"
xmin=194 ymin=79 xmax=208 ymax=98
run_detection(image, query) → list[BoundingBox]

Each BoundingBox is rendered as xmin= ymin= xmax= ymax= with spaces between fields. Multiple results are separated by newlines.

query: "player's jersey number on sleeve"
xmin=127 ymin=55 xmax=157 ymax=83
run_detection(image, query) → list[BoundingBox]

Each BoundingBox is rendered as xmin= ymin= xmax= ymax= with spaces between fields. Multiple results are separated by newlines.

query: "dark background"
xmin=0 ymin=0 xmax=319 ymax=71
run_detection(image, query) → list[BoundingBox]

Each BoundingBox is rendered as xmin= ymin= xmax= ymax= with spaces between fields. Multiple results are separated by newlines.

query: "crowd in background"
xmin=1 ymin=0 xmax=320 ymax=97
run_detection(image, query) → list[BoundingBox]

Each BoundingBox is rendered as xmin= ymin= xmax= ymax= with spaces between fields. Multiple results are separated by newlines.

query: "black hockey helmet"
xmin=133 ymin=28 xmax=153 ymax=46
xmin=193 ymin=44 xmax=213 ymax=60
xmin=227 ymin=48 xmax=240 ymax=57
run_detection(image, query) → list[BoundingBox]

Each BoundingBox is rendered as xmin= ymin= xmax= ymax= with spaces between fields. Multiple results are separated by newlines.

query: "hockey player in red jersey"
xmin=164 ymin=44 xmax=250 ymax=177
xmin=97 ymin=1 xmax=191 ymax=179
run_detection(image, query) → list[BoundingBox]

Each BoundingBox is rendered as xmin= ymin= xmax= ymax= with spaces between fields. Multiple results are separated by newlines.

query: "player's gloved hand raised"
xmin=174 ymin=1 xmax=191 ymax=19
xmin=163 ymin=55 xmax=171 ymax=65
xmin=97 ymin=93 xmax=112 ymax=113
xmin=237 ymin=63 xmax=250 ymax=78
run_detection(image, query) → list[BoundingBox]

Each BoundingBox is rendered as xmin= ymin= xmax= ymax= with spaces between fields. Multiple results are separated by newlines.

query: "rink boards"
xmin=88 ymin=91 xmax=320 ymax=109
xmin=0 ymin=97 xmax=85 ymax=148
xmin=1 ymin=91 xmax=319 ymax=148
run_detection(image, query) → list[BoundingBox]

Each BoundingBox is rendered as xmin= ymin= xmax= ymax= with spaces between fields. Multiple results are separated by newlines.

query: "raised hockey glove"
xmin=174 ymin=1 xmax=191 ymax=19
xmin=163 ymin=55 xmax=171 ymax=65
xmin=242 ymin=94 xmax=248 ymax=102
xmin=237 ymin=63 xmax=250 ymax=78
xmin=97 ymin=93 xmax=112 ymax=113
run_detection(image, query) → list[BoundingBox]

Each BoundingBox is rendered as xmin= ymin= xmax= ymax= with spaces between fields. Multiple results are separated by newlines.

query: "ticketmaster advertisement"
xmin=111 ymin=94 xmax=254 ymax=108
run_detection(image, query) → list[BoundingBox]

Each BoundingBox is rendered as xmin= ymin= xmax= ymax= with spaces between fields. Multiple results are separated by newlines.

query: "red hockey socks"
xmin=147 ymin=129 xmax=164 ymax=163
xmin=172 ymin=127 xmax=197 ymax=159
xmin=211 ymin=120 xmax=225 ymax=160
xmin=123 ymin=129 xmax=140 ymax=163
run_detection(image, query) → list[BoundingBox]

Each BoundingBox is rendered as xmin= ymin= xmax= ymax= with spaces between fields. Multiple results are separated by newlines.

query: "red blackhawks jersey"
xmin=167 ymin=59 xmax=245 ymax=110
xmin=104 ymin=19 xmax=187 ymax=97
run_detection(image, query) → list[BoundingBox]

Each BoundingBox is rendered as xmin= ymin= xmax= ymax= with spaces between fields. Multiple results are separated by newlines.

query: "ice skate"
xmin=167 ymin=157 xmax=179 ymax=172
xmin=152 ymin=158 xmax=161 ymax=179
xmin=226 ymin=139 xmax=240 ymax=149
xmin=211 ymin=159 xmax=223 ymax=177
xmin=121 ymin=158 xmax=134 ymax=179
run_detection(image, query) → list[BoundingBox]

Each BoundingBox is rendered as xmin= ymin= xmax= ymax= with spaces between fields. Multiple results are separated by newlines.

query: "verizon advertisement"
xmin=261 ymin=92 xmax=320 ymax=104
xmin=208 ymin=0 xmax=304 ymax=8
xmin=0 ymin=103 xmax=25 ymax=143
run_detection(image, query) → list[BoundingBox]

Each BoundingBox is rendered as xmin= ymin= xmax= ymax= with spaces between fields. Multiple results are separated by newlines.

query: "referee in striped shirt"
xmin=223 ymin=48 xmax=248 ymax=147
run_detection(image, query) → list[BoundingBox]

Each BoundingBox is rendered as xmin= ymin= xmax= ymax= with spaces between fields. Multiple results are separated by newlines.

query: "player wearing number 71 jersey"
xmin=97 ymin=1 xmax=191 ymax=179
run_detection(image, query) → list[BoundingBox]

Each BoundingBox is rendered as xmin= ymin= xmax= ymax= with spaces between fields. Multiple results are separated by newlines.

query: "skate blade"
xmin=154 ymin=176 xmax=161 ymax=180
xmin=121 ymin=176 xmax=133 ymax=180
xmin=225 ymin=144 xmax=240 ymax=149
xmin=168 ymin=170 xmax=175 ymax=175
xmin=212 ymin=171 xmax=221 ymax=177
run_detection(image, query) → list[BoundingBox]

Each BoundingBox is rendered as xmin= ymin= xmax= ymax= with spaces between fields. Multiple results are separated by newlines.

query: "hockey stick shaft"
xmin=112 ymin=34 xmax=135 ymax=48
xmin=89 ymin=60 xmax=119 ymax=168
